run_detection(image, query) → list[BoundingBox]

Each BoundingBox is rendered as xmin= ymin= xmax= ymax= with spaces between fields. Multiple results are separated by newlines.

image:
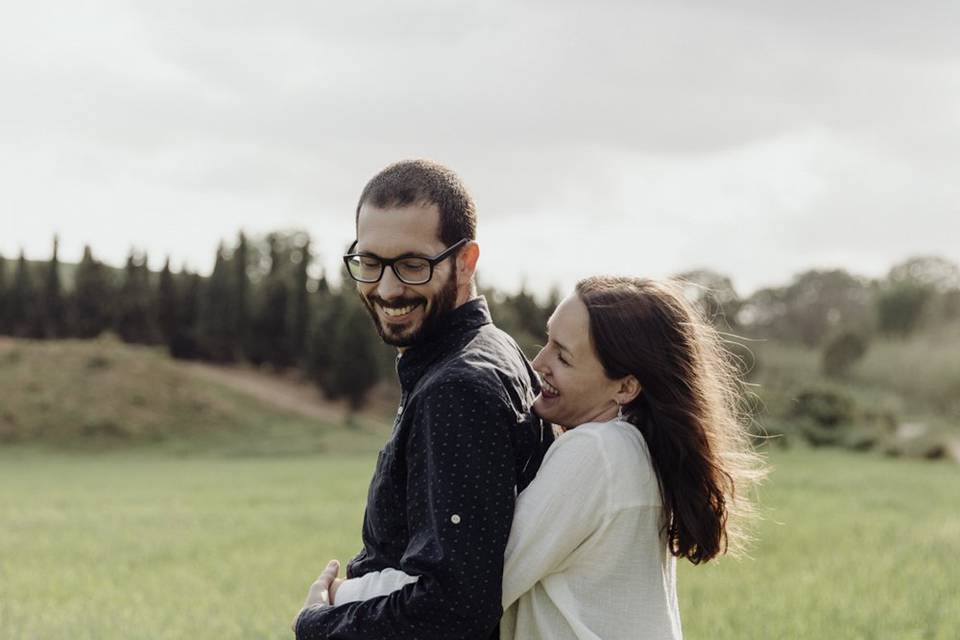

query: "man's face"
xmin=355 ymin=202 xmax=460 ymax=348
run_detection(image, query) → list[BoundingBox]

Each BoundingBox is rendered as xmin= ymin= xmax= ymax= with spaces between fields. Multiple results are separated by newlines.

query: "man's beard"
xmin=360 ymin=272 xmax=459 ymax=348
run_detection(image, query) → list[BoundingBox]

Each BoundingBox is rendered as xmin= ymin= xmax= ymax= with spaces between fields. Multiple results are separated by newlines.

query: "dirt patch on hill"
xmin=182 ymin=361 xmax=399 ymax=424
xmin=183 ymin=362 xmax=345 ymax=422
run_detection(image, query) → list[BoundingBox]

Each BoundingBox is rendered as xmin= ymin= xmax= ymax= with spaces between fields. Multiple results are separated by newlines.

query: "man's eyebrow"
xmin=356 ymin=248 xmax=430 ymax=259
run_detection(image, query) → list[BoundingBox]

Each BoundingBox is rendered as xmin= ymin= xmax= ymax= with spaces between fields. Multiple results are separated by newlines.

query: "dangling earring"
xmin=616 ymin=403 xmax=623 ymax=421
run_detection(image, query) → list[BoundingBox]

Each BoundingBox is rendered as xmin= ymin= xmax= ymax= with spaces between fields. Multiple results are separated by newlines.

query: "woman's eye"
xmin=557 ymin=352 xmax=570 ymax=366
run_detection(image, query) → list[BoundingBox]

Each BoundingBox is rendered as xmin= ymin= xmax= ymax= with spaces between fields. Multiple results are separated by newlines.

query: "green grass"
xmin=1 ymin=448 xmax=957 ymax=639
xmin=680 ymin=449 xmax=959 ymax=639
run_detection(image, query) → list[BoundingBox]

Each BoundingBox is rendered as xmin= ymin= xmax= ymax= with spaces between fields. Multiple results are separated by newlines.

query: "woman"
xmin=315 ymin=276 xmax=766 ymax=639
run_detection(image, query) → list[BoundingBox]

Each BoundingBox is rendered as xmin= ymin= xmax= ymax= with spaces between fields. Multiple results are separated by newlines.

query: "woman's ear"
xmin=613 ymin=375 xmax=641 ymax=406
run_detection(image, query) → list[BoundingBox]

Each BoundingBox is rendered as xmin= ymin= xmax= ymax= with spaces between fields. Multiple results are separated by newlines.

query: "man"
xmin=294 ymin=159 xmax=550 ymax=639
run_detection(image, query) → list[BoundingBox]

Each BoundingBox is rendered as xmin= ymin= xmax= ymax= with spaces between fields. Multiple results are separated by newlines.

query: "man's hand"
xmin=291 ymin=560 xmax=341 ymax=632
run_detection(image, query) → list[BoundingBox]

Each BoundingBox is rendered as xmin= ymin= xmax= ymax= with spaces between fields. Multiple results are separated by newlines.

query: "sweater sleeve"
xmin=295 ymin=383 xmax=518 ymax=640
xmin=500 ymin=428 xmax=610 ymax=609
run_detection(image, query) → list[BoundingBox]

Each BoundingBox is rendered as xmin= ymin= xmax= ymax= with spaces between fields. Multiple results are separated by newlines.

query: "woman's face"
xmin=531 ymin=293 xmax=622 ymax=429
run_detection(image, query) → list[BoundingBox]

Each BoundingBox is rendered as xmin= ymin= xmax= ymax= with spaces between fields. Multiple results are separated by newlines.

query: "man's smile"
xmin=379 ymin=302 xmax=422 ymax=319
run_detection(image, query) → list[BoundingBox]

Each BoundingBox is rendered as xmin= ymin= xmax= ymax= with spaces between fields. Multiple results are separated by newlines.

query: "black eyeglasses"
xmin=343 ymin=238 xmax=469 ymax=285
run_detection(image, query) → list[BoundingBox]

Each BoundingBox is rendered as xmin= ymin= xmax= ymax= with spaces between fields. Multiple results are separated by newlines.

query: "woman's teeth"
xmin=542 ymin=380 xmax=560 ymax=396
xmin=381 ymin=304 xmax=417 ymax=317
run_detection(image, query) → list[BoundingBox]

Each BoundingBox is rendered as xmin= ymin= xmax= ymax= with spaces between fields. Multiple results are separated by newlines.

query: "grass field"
xmin=1 ymin=447 xmax=957 ymax=639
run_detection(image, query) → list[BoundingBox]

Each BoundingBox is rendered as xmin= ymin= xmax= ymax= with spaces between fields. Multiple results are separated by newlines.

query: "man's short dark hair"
xmin=356 ymin=159 xmax=477 ymax=246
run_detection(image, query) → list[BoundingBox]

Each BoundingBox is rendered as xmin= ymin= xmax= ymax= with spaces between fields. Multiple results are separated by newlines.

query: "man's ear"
xmin=613 ymin=375 xmax=641 ymax=407
xmin=456 ymin=241 xmax=480 ymax=284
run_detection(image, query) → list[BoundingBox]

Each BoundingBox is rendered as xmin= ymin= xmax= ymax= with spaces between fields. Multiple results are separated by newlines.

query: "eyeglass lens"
xmin=347 ymin=255 xmax=432 ymax=284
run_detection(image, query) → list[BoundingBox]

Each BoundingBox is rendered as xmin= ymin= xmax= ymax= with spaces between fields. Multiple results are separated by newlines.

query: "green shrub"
xmin=821 ymin=331 xmax=868 ymax=377
xmin=790 ymin=387 xmax=856 ymax=428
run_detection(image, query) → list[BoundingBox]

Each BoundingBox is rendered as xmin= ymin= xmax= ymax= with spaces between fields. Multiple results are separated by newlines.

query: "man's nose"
xmin=375 ymin=267 xmax=405 ymax=300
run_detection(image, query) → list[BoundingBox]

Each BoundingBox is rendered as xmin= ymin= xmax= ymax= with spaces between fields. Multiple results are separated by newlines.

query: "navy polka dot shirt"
xmin=295 ymin=297 xmax=552 ymax=639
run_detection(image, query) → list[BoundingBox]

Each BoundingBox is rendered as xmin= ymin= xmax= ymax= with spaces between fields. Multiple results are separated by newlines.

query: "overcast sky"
xmin=2 ymin=0 xmax=958 ymax=296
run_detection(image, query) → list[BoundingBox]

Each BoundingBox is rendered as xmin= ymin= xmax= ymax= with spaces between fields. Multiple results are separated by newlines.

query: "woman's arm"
xmin=332 ymin=567 xmax=419 ymax=605
xmin=500 ymin=427 xmax=609 ymax=608
xmin=331 ymin=428 xmax=609 ymax=610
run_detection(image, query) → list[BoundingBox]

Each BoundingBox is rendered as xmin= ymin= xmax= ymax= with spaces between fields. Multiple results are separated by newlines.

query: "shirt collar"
xmin=396 ymin=296 xmax=492 ymax=390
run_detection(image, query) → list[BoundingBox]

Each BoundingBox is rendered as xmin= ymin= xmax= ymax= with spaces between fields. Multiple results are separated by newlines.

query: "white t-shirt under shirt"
xmin=335 ymin=418 xmax=682 ymax=639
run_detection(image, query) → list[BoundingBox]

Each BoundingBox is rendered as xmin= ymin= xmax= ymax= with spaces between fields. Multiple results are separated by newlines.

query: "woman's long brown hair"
xmin=576 ymin=276 xmax=766 ymax=564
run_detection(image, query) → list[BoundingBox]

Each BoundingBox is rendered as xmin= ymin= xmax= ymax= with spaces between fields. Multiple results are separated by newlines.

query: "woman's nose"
xmin=531 ymin=347 xmax=547 ymax=372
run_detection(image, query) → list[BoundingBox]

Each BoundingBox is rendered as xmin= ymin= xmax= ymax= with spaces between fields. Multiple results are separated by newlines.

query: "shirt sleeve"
xmin=295 ymin=382 xmax=518 ymax=640
xmin=334 ymin=568 xmax=419 ymax=605
xmin=500 ymin=428 xmax=610 ymax=609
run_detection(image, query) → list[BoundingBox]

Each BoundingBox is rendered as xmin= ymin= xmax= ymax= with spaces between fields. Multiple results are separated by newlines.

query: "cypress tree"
xmin=233 ymin=232 xmax=251 ymax=359
xmin=307 ymin=276 xmax=339 ymax=392
xmin=40 ymin=235 xmax=66 ymax=338
xmin=71 ymin=245 xmax=113 ymax=338
xmin=10 ymin=250 xmax=39 ymax=338
xmin=169 ymin=269 xmax=202 ymax=359
xmin=157 ymin=257 xmax=178 ymax=346
xmin=250 ymin=233 xmax=292 ymax=368
xmin=115 ymin=250 xmax=156 ymax=344
xmin=290 ymin=239 xmax=311 ymax=364
xmin=0 ymin=253 xmax=8 ymax=334
xmin=325 ymin=294 xmax=381 ymax=411
xmin=197 ymin=245 xmax=234 ymax=361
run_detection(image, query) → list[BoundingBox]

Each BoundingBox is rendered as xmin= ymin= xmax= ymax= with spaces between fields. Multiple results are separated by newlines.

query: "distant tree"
xmin=307 ymin=282 xmax=342 ymax=393
xmin=885 ymin=256 xmax=960 ymax=329
xmin=675 ymin=269 xmax=741 ymax=328
xmin=114 ymin=250 xmax=156 ymax=344
xmin=487 ymin=284 xmax=551 ymax=358
xmin=70 ymin=245 xmax=113 ymax=338
xmin=888 ymin=256 xmax=960 ymax=292
xmin=511 ymin=285 xmax=547 ymax=341
xmin=169 ymin=269 xmax=202 ymax=359
xmin=0 ymin=253 xmax=8 ymax=334
xmin=10 ymin=250 xmax=39 ymax=338
xmin=197 ymin=245 xmax=235 ymax=362
xmin=821 ymin=331 xmax=869 ymax=377
xmin=40 ymin=236 xmax=66 ymax=338
xmin=325 ymin=295 xmax=381 ymax=410
xmin=876 ymin=282 xmax=932 ymax=337
xmin=233 ymin=232 xmax=251 ymax=358
xmin=289 ymin=238 xmax=311 ymax=364
xmin=940 ymin=288 xmax=960 ymax=323
xmin=156 ymin=257 xmax=178 ymax=346
xmin=315 ymin=269 xmax=331 ymax=296
xmin=740 ymin=270 xmax=872 ymax=346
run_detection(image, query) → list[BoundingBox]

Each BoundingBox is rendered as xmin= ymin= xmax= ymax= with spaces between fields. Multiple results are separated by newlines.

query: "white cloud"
xmin=1 ymin=0 xmax=958 ymax=296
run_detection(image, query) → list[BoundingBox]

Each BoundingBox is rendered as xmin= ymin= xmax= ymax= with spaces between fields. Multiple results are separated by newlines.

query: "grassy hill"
xmin=0 ymin=336 xmax=392 ymax=455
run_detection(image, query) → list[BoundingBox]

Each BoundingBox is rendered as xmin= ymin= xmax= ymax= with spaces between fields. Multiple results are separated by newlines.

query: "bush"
xmin=790 ymin=387 xmax=856 ymax=429
xmin=821 ymin=331 xmax=868 ymax=377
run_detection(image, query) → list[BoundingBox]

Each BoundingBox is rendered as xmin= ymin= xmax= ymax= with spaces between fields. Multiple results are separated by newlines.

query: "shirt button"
xmin=450 ymin=514 xmax=461 ymax=525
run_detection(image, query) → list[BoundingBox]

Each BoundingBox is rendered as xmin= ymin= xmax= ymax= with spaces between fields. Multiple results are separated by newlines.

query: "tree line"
xmin=1 ymin=234 xmax=958 ymax=406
